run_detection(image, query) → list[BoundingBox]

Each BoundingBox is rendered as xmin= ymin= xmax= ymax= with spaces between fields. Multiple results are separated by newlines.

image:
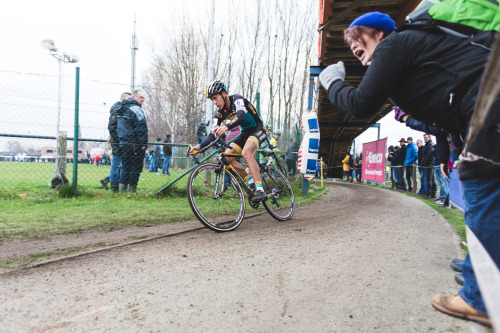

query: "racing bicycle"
xmin=186 ymin=136 xmax=295 ymax=232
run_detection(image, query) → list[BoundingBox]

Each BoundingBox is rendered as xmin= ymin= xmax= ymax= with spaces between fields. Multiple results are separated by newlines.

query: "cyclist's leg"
xmin=225 ymin=144 xmax=248 ymax=179
xmin=241 ymin=140 xmax=261 ymax=182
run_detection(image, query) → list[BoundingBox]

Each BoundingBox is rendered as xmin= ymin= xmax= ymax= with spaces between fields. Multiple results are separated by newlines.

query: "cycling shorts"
xmin=229 ymin=124 xmax=266 ymax=154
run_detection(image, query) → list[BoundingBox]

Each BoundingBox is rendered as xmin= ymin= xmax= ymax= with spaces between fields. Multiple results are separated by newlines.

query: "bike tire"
xmin=187 ymin=162 xmax=246 ymax=232
xmin=260 ymin=166 xmax=295 ymax=221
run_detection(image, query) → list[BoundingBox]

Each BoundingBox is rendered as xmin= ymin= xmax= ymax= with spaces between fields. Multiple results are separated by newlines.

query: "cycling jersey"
xmin=200 ymin=94 xmax=263 ymax=150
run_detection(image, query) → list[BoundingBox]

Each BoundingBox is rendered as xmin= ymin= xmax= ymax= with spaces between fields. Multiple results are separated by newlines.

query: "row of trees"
xmin=141 ymin=0 xmax=317 ymax=145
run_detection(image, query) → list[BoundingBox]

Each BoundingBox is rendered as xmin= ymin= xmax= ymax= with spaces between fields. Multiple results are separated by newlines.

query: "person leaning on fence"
xmin=431 ymin=142 xmax=450 ymax=206
xmin=387 ymin=145 xmax=397 ymax=188
xmin=404 ymin=135 xmax=418 ymax=192
xmin=162 ymin=134 xmax=172 ymax=176
xmin=285 ymin=139 xmax=299 ymax=176
xmin=100 ymin=92 xmax=131 ymax=192
xmin=320 ymin=8 xmax=500 ymax=323
xmin=152 ymin=138 xmax=162 ymax=174
xmin=354 ymin=152 xmax=362 ymax=183
xmin=342 ymin=152 xmax=352 ymax=181
xmin=421 ymin=134 xmax=437 ymax=199
xmin=394 ymin=138 xmax=407 ymax=191
xmin=116 ymin=90 xmax=148 ymax=193
xmin=197 ymin=118 xmax=207 ymax=144
xmin=416 ymin=139 xmax=427 ymax=196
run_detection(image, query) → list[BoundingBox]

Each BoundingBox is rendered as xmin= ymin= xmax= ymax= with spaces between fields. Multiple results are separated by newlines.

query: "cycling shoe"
xmin=251 ymin=189 xmax=268 ymax=202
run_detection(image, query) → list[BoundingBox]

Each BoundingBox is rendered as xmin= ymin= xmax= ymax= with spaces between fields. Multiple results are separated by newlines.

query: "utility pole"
xmin=131 ymin=14 xmax=138 ymax=93
xmin=205 ymin=0 xmax=215 ymax=123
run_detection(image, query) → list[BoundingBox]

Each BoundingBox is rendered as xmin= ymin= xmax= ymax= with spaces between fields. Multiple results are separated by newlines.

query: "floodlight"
xmin=41 ymin=39 xmax=57 ymax=52
xmin=63 ymin=53 xmax=79 ymax=63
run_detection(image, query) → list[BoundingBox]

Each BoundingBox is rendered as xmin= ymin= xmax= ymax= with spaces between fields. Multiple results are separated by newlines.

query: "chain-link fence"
xmin=0 ymin=69 xmax=301 ymax=196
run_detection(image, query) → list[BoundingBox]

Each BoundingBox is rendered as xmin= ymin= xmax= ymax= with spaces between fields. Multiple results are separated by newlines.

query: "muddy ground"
xmin=1 ymin=182 xmax=486 ymax=332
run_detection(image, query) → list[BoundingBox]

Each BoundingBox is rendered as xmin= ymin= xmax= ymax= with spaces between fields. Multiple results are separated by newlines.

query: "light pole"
xmin=41 ymin=39 xmax=79 ymax=188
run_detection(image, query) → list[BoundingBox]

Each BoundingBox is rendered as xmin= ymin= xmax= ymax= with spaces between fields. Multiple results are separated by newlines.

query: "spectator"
xmin=387 ymin=145 xmax=397 ymax=189
xmin=117 ymin=90 xmax=148 ymax=193
xmin=404 ymin=136 xmax=418 ymax=192
xmin=197 ymin=118 xmax=207 ymax=144
xmin=162 ymin=134 xmax=173 ymax=176
xmin=285 ymin=139 xmax=299 ymax=175
xmin=416 ymin=139 xmax=427 ymax=196
xmin=100 ymin=92 xmax=131 ymax=192
xmin=394 ymin=138 xmax=407 ymax=191
xmin=147 ymin=150 xmax=154 ymax=171
xmin=432 ymin=143 xmax=450 ymax=206
xmin=354 ymin=152 xmax=362 ymax=183
xmin=421 ymin=134 xmax=436 ymax=199
xmin=316 ymin=159 xmax=326 ymax=179
xmin=342 ymin=152 xmax=352 ymax=181
xmin=318 ymin=10 xmax=499 ymax=324
xmin=153 ymin=138 xmax=162 ymax=174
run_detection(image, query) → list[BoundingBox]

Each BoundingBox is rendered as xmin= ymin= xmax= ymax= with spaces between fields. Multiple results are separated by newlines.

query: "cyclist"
xmin=265 ymin=130 xmax=282 ymax=166
xmin=189 ymin=80 xmax=268 ymax=202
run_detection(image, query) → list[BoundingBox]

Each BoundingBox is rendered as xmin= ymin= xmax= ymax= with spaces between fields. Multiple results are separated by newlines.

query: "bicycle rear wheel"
xmin=260 ymin=166 xmax=295 ymax=221
xmin=187 ymin=162 xmax=246 ymax=232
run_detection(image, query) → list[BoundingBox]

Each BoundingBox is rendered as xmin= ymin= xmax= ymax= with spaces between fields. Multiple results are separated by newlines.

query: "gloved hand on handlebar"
xmin=188 ymin=145 xmax=200 ymax=155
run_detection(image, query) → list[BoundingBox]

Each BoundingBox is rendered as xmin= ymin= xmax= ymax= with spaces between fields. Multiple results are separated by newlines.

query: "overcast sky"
xmin=1 ymin=0 xmax=429 ymax=152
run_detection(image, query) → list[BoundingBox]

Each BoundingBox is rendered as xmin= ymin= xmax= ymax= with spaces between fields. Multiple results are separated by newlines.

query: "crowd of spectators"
xmin=387 ymin=134 xmax=449 ymax=207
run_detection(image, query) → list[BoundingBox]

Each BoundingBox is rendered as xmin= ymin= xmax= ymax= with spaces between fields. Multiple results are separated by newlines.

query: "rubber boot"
xmin=119 ymin=183 xmax=128 ymax=193
xmin=128 ymin=185 xmax=137 ymax=193
xmin=110 ymin=182 xmax=119 ymax=193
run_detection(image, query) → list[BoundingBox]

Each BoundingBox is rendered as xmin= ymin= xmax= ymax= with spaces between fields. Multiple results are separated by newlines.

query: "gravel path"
xmin=1 ymin=182 xmax=484 ymax=332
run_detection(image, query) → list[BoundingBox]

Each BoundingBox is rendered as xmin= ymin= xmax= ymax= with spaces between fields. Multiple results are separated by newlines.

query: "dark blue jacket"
xmin=107 ymin=101 xmax=122 ymax=156
xmin=117 ymin=98 xmax=148 ymax=146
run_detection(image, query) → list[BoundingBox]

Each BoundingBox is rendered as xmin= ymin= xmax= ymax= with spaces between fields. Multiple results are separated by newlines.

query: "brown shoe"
xmin=432 ymin=293 xmax=491 ymax=327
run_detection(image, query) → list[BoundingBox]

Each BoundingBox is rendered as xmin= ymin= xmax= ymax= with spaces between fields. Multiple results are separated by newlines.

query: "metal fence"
xmin=0 ymin=69 xmax=301 ymax=196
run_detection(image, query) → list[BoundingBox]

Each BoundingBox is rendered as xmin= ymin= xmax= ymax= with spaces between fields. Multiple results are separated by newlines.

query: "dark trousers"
xmin=120 ymin=144 xmax=144 ymax=186
xmin=424 ymin=166 xmax=437 ymax=198
xmin=286 ymin=159 xmax=297 ymax=175
xmin=396 ymin=166 xmax=406 ymax=190
xmin=405 ymin=165 xmax=414 ymax=190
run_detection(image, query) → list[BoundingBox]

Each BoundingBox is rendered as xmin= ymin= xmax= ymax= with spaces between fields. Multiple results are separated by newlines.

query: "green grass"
xmin=0 ymin=171 xmax=325 ymax=242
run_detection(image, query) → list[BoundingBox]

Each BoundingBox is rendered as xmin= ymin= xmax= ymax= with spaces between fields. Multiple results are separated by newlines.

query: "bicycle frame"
xmin=191 ymin=136 xmax=286 ymax=200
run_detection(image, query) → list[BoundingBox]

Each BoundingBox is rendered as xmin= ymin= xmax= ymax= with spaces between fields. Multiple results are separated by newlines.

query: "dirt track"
xmin=1 ymin=182 xmax=483 ymax=332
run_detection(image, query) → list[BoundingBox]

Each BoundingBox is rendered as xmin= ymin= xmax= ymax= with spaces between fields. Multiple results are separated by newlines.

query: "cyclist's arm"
xmin=226 ymin=109 xmax=245 ymax=130
xmin=199 ymin=116 xmax=224 ymax=149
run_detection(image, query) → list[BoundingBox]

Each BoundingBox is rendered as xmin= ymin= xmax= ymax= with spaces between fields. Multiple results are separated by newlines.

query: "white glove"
xmin=319 ymin=61 xmax=345 ymax=91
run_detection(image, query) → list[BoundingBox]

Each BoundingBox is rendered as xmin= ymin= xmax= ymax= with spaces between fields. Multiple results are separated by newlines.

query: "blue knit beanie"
xmin=349 ymin=12 xmax=396 ymax=31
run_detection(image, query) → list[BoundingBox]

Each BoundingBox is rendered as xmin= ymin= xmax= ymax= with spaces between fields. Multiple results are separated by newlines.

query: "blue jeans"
xmin=149 ymin=156 xmax=160 ymax=172
xmin=434 ymin=166 xmax=449 ymax=201
xmin=109 ymin=154 xmax=122 ymax=182
xmin=418 ymin=168 xmax=427 ymax=194
xmin=162 ymin=155 xmax=172 ymax=174
xmin=459 ymin=175 xmax=500 ymax=315
xmin=198 ymin=136 xmax=206 ymax=144
xmin=392 ymin=168 xmax=398 ymax=183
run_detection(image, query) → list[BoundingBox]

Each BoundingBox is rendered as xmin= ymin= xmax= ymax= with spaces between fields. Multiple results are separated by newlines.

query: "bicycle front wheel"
xmin=260 ymin=166 xmax=295 ymax=221
xmin=187 ymin=162 xmax=246 ymax=232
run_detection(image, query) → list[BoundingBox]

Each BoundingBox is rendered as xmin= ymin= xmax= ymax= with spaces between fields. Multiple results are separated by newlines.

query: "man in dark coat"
xmin=285 ymin=139 xmax=299 ymax=175
xmin=100 ymin=92 xmax=130 ymax=192
xmin=116 ymin=90 xmax=148 ymax=193
xmin=197 ymin=118 xmax=207 ymax=144
xmin=394 ymin=138 xmax=407 ymax=191
xmin=162 ymin=134 xmax=173 ymax=176
xmin=421 ymin=133 xmax=437 ymax=199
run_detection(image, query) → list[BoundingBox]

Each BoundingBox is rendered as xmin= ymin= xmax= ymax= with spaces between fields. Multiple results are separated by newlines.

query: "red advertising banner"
xmin=362 ymin=138 xmax=387 ymax=182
